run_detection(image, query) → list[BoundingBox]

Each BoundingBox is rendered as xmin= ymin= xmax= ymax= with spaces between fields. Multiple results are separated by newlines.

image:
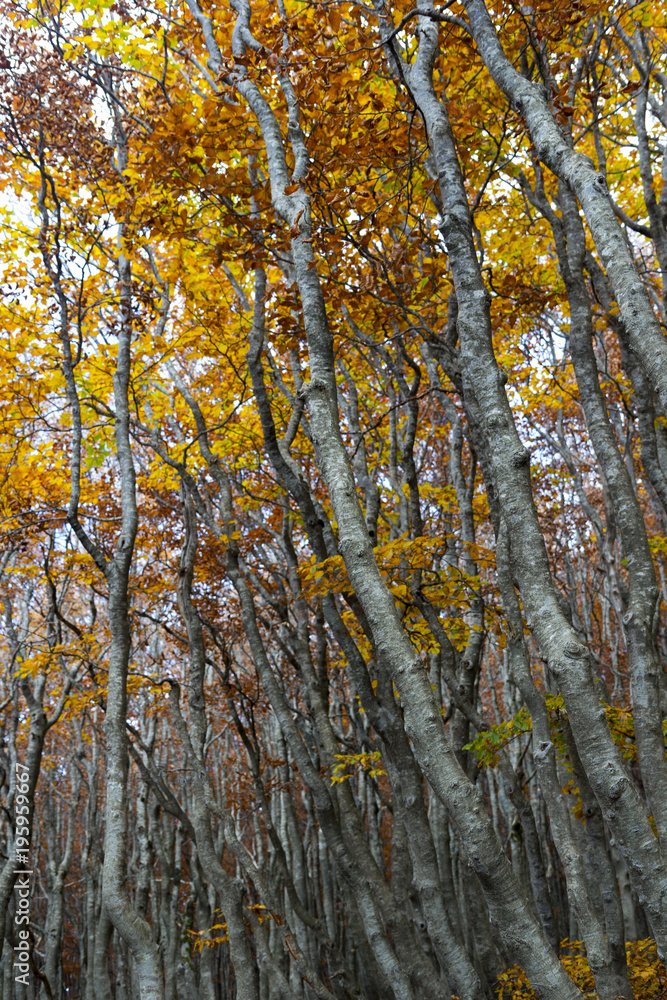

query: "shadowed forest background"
xmin=1 ymin=0 xmax=667 ymax=997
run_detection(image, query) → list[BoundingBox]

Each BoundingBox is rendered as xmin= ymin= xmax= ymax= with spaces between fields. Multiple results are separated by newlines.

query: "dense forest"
xmin=0 ymin=0 xmax=667 ymax=997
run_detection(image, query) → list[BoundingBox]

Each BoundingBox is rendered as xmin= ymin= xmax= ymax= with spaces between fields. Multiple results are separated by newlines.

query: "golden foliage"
xmin=497 ymin=939 xmax=667 ymax=999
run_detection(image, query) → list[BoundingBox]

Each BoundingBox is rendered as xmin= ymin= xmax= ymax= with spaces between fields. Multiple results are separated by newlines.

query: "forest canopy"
xmin=0 ymin=0 xmax=667 ymax=998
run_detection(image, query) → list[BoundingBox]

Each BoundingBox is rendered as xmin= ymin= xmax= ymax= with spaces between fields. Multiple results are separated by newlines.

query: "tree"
xmin=0 ymin=0 xmax=666 ymax=998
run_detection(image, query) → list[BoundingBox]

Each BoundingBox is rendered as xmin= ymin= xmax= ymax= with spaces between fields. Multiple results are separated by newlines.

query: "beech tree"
xmin=0 ymin=0 xmax=667 ymax=998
